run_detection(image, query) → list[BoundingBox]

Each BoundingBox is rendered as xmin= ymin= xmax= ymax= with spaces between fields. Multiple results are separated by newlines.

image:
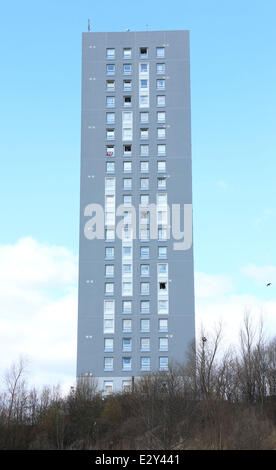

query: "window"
xmin=123 ymin=246 xmax=132 ymax=258
xmin=157 ymin=193 xmax=167 ymax=205
xmin=140 ymin=178 xmax=149 ymax=190
xmin=122 ymin=282 xmax=132 ymax=296
xmin=104 ymin=381 xmax=113 ymax=395
xmin=158 ymin=229 xmax=167 ymax=241
xmin=105 ymin=177 xmax=115 ymax=190
xmin=140 ymin=229 xmax=150 ymax=241
xmin=104 ymin=299 xmax=114 ymax=314
xmin=123 ymin=211 xmax=132 ymax=224
xmin=105 ymin=247 xmax=114 ymax=259
xmin=106 ymin=145 xmax=115 ymax=157
xmin=123 ymin=80 xmax=132 ymax=91
xmin=140 ymin=246 xmax=149 ymax=259
xmin=157 ymin=111 xmax=166 ymax=123
xmin=157 ymin=212 xmax=167 ymax=229
xmin=159 ymin=357 xmax=169 ymax=371
xmin=140 ymin=112 xmax=149 ymax=123
xmin=156 ymin=47 xmax=165 ymax=58
xmin=123 ymin=144 xmax=132 ymax=155
xmin=159 ymin=281 xmax=167 ymax=292
xmin=123 ymin=161 xmax=132 ymax=173
xmin=140 ymin=79 xmax=148 ymax=88
xmin=105 ymin=282 xmax=114 ymax=295
xmin=104 ymin=318 xmax=114 ymax=334
xmin=159 ymin=338 xmax=168 ymax=351
xmin=106 ymin=80 xmax=115 ymax=91
xmin=158 ymin=210 xmax=167 ymax=225
xmin=122 ymin=357 xmax=132 ymax=371
xmin=158 ymin=144 xmax=166 ymax=155
xmin=104 ymin=338 xmax=114 ymax=352
xmin=106 ymin=128 xmax=115 ymax=140
xmin=158 ymin=300 xmax=168 ymax=314
xmin=158 ymin=263 xmax=168 ymax=275
xmin=140 ymin=128 xmax=149 ymax=140
xmin=123 ymin=48 xmax=132 ymax=58
xmin=106 ymin=161 xmax=115 ymax=173
xmin=140 ymin=161 xmax=149 ymax=173
xmin=140 ymin=210 xmax=149 ymax=224
xmin=106 ymin=64 xmax=115 ymax=75
xmin=140 ymin=145 xmax=149 ymax=156
xmin=159 ymin=319 xmax=168 ymax=332
xmin=122 ymin=381 xmax=131 ymax=392
xmin=141 ymin=357 xmax=150 ymax=371
xmin=157 ymin=79 xmax=165 ymax=90
xmin=141 ymin=282 xmax=149 ymax=295
xmin=122 ymin=338 xmax=132 ymax=352
xmin=123 ymin=195 xmax=132 ymax=207
xmin=105 ymin=229 xmax=115 ymax=240
xmin=123 ymin=96 xmax=132 ymax=107
xmin=123 ymin=228 xmax=132 ymax=240
xmin=140 ymin=338 xmax=150 ymax=351
xmin=105 ymin=211 xmax=114 ymax=226
xmin=105 ymin=212 xmax=114 ymax=226
xmin=105 ymin=265 xmax=114 ymax=277
xmin=141 ymin=300 xmax=150 ymax=313
xmin=141 ymin=319 xmax=150 ymax=332
xmin=104 ymin=357 xmax=114 ymax=371
xmin=158 ymin=210 xmax=166 ymax=226
xmin=122 ymin=129 xmax=132 ymax=141
xmin=140 ymin=209 xmax=150 ymax=224
xmin=123 ymin=64 xmax=132 ymax=75
xmin=122 ymin=111 xmax=132 ymax=123
xmin=122 ymin=264 xmax=132 ymax=275
xmin=106 ymin=48 xmax=115 ymax=58
xmin=123 ymin=300 xmax=132 ymax=314
xmin=123 ymin=178 xmax=132 ymax=190
xmin=157 ymin=209 xmax=167 ymax=225
xmin=157 ymin=95 xmax=166 ymax=107
xmin=140 ymin=47 xmax=148 ymax=58
xmin=140 ymin=63 xmax=148 ymax=73
xmin=158 ymin=161 xmax=166 ymax=173
xmin=123 ymin=319 xmax=132 ymax=332
xmin=140 ymin=265 xmax=149 ymax=277
xmin=139 ymin=95 xmax=149 ymax=107
xmin=106 ymin=112 xmax=115 ymax=124
xmin=158 ymin=177 xmax=167 ymax=189
xmin=140 ymin=194 xmax=149 ymax=206
xmin=156 ymin=63 xmax=165 ymax=74
xmin=106 ymin=96 xmax=115 ymax=107
xmin=157 ymin=128 xmax=166 ymax=139
xmin=158 ymin=246 xmax=167 ymax=259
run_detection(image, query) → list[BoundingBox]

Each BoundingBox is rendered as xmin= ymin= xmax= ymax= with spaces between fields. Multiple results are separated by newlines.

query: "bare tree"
xmin=235 ymin=312 xmax=269 ymax=403
xmin=4 ymin=355 xmax=29 ymax=426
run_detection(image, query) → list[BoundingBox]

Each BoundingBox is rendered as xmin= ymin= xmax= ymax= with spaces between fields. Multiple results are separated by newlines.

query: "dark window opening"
xmin=159 ymin=282 xmax=167 ymax=290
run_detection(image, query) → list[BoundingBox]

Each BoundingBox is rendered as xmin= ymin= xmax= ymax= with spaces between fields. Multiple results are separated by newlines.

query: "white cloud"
xmin=0 ymin=237 xmax=78 ymax=393
xmin=195 ymin=272 xmax=234 ymax=298
xmin=195 ymin=271 xmax=276 ymax=350
xmin=0 ymin=237 xmax=77 ymax=287
xmin=241 ymin=263 xmax=276 ymax=286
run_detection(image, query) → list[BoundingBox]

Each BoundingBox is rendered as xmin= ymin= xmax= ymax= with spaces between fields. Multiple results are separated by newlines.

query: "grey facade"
xmin=77 ymin=30 xmax=195 ymax=394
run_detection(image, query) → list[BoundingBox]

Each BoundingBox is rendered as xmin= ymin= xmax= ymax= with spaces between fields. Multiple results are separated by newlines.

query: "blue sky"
xmin=0 ymin=0 xmax=275 ymax=387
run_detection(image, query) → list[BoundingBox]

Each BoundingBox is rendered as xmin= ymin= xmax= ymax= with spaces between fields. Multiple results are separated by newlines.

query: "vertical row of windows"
xmin=102 ymin=44 xmax=169 ymax=383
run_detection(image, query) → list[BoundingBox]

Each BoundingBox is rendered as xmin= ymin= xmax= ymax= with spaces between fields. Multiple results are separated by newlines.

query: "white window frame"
xmin=104 ymin=357 xmax=114 ymax=371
